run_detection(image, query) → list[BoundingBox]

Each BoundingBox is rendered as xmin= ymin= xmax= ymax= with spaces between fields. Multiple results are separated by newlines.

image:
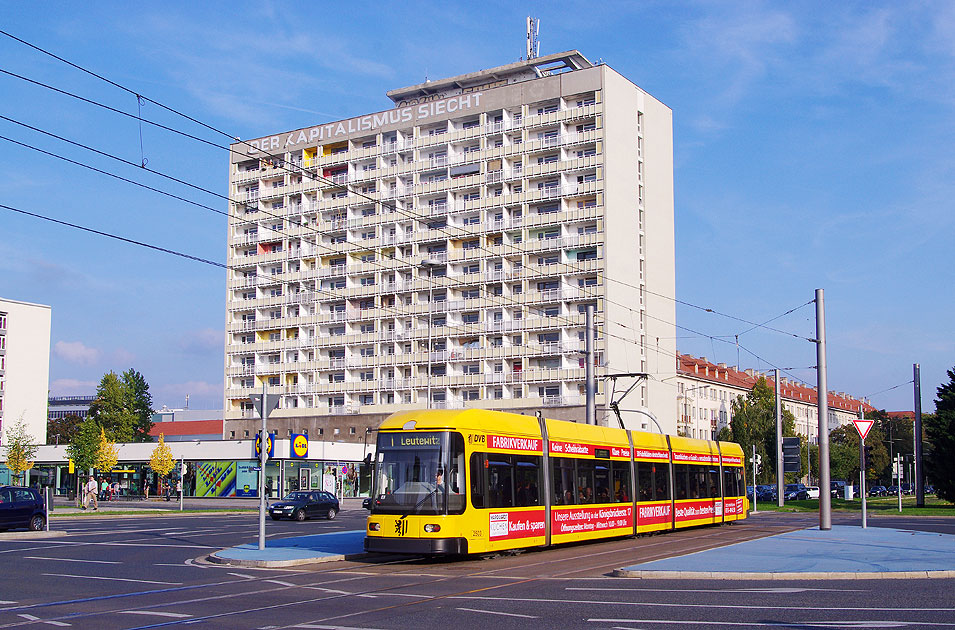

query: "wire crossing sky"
xmin=1 ymin=2 xmax=951 ymax=412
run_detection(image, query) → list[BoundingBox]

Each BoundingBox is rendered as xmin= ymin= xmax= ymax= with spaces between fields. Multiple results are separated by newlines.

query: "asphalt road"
xmin=0 ymin=510 xmax=952 ymax=629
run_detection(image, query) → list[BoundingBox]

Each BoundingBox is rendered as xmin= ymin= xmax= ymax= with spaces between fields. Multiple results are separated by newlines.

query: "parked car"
xmin=0 ymin=485 xmax=46 ymax=531
xmin=268 ymin=491 xmax=339 ymax=521
xmin=925 ymin=485 xmax=935 ymax=495
xmin=746 ymin=486 xmax=755 ymax=502
xmin=830 ymin=480 xmax=847 ymax=498
xmin=755 ymin=484 xmax=777 ymax=502
xmin=900 ymin=483 xmax=914 ymax=495
xmin=805 ymin=486 xmax=820 ymax=500
xmin=886 ymin=485 xmax=900 ymax=495
xmin=869 ymin=485 xmax=887 ymax=497
xmin=784 ymin=483 xmax=808 ymax=500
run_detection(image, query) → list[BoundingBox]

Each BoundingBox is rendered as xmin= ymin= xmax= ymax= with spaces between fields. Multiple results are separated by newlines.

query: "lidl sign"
xmin=290 ymin=433 xmax=308 ymax=459
xmin=254 ymin=432 xmax=275 ymax=459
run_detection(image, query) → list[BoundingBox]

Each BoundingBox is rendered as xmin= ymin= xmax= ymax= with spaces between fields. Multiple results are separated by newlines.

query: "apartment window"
xmin=268 ymin=376 xmax=280 ymax=386
xmin=462 ymin=288 xmax=479 ymax=299
xmin=360 ymin=276 xmax=376 ymax=286
xmin=330 ymin=326 xmax=345 ymax=336
xmin=269 ymin=332 xmax=281 ymax=341
xmin=359 ymin=371 xmax=374 ymax=381
xmin=432 ymin=316 xmax=446 ymax=326
xmin=463 ymin=215 xmax=480 ymax=225
xmin=431 ymin=365 xmax=446 ymax=376
xmin=462 ymin=312 xmax=479 ymax=323
xmin=463 ymin=364 xmax=480 ymax=374
xmin=269 ymin=310 xmax=282 ymax=319
xmin=537 ymin=154 xmax=558 ymax=164
xmin=463 ymin=389 xmax=480 ymax=401
xmin=543 ymin=306 xmax=559 ymax=317
xmin=463 ymin=239 xmax=479 ymax=250
xmin=360 ymin=323 xmax=376 ymax=333
xmin=577 ymin=248 xmax=598 ymax=261
xmin=538 ymin=204 xmax=559 ymax=215
xmin=359 ymin=346 xmax=375 ymax=357
xmin=465 ymin=264 xmax=480 ymax=274
xmin=491 ymin=337 xmax=503 ymax=347
xmin=329 ymin=372 xmax=345 ymax=383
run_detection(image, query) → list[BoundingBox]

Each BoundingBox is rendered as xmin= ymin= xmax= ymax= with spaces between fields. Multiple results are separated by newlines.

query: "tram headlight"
xmin=423 ymin=524 xmax=441 ymax=533
xmin=368 ymin=522 xmax=381 ymax=532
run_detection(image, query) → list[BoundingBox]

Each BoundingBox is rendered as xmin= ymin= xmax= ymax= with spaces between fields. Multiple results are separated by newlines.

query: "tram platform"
xmin=208 ymin=529 xmax=367 ymax=567
xmin=614 ymin=524 xmax=955 ymax=579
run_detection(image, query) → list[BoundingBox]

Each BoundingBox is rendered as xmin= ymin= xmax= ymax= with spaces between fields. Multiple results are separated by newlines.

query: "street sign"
xmin=853 ymin=417 xmax=874 ymax=440
xmin=254 ymin=432 xmax=275 ymax=459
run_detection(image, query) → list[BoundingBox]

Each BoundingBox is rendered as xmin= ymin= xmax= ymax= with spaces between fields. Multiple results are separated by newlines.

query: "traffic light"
xmin=863 ymin=445 xmax=873 ymax=468
xmin=783 ymin=437 xmax=801 ymax=473
xmin=756 ymin=453 xmax=762 ymax=474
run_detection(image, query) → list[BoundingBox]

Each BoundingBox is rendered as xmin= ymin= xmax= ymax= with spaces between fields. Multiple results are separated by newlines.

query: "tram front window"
xmin=371 ymin=431 xmax=466 ymax=515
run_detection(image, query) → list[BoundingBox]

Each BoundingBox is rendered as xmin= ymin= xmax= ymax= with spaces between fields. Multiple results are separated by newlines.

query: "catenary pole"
xmin=914 ymin=363 xmax=924 ymax=507
xmin=815 ymin=289 xmax=831 ymax=530
xmin=775 ymin=368 xmax=783 ymax=507
xmin=259 ymin=382 xmax=267 ymax=550
xmin=586 ymin=304 xmax=595 ymax=425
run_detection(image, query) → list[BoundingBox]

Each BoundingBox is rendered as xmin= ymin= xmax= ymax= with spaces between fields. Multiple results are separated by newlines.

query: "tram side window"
xmin=674 ymin=464 xmax=689 ymax=500
xmin=514 ymin=457 xmax=541 ymax=507
xmin=707 ymin=467 xmax=720 ymax=498
xmin=576 ymin=460 xmax=595 ymax=504
xmin=737 ymin=468 xmax=746 ymax=497
xmin=723 ymin=467 xmax=736 ymax=497
xmin=612 ymin=463 xmax=631 ymax=502
xmin=470 ymin=454 xmax=486 ymax=508
xmin=469 ymin=453 xmax=542 ymax=509
xmin=654 ymin=463 xmax=671 ymax=501
xmin=487 ymin=458 xmax=514 ymax=508
xmin=688 ymin=466 xmax=704 ymax=499
xmin=594 ymin=463 xmax=611 ymax=503
xmin=552 ymin=458 xmax=576 ymax=505
xmin=448 ymin=432 xmax=466 ymax=511
xmin=637 ymin=462 xmax=654 ymax=501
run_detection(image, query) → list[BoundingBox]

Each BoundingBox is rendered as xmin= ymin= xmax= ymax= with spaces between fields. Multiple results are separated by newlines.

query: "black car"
xmin=869 ymin=485 xmax=887 ymax=497
xmin=0 ymin=486 xmax=45 ymax=531
xmin=269 ymin=491 xmax=339 ymax=521
xmin=784 ymin=483 xmax=808 ymax=500
xmin=755 ymin=484 xmax=776 ymax=502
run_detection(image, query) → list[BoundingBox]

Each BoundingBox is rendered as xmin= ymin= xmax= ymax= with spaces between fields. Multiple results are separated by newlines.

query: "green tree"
xmin=65 ymin=417 xmax=101 ymax=505
xmin=47 ymin=413 xmax=83 ymax=445
xmin=727 ymin=377 xmax=797 ymax=483
xmin=3 ymin=416 xmax=38 ymax=484
xmin=873 ymin=408 xmax=914 ymax=483
xmin=122 ymin=368 xmax=154 ymax=442
xmin=87 ymin=369 xmax=155 ymax=443
xmin=925 ymin=367 xmax=955 ymax=503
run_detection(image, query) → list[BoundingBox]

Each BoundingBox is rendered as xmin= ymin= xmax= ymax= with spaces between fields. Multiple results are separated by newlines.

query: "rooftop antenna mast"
xmin=526 ymin=16 xmax=540 ymax=60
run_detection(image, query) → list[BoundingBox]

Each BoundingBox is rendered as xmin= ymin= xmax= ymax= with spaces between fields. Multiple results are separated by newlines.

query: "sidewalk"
xmin=49 ymin=496 xmax=367 ymax=515
xmin=614 ymin=525 xmax=955 ymax=579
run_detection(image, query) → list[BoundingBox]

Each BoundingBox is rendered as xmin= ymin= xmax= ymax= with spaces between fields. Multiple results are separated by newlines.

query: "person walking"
xmin=84 ymin=476 xmax=98 ymax=511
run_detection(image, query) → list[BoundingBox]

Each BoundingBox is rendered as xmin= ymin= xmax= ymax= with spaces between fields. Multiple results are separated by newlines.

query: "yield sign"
xmin=853 ymin=417 xmax=874 ymax=441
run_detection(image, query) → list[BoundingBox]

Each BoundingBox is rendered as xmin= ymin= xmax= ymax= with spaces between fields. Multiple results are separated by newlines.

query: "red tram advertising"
xmin=364 ymin=408 xmax=748 ymax=555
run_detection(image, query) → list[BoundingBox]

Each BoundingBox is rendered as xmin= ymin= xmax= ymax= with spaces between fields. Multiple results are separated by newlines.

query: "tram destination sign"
xmin=380 ymin=432 xmax=442 ymax=450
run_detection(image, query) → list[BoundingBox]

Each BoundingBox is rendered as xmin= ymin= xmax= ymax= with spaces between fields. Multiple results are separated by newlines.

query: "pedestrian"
xmin=85 ymin=476 xmax=98 ymax=511
xmin=165 ymin=479 xmax=171 ymax=501
xmin=143 ymin=480 xmax=149 ymax=501
xmin=100 ymin=477 xmax=109 ymax=502
xmin=176 ymin=479 xmax=182 ymax=501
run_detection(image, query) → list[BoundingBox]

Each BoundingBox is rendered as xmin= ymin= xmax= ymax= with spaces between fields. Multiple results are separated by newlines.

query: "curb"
xmin=206 ymin=551 xmax=371 ymax=568
xmin=611 ymin=568 xmax=955 ymax=580
xmin=0 ymin=530 xmax=68 ymax=540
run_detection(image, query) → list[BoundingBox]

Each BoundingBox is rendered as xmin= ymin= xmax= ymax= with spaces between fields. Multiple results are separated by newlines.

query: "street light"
xmin=419 ymin=259 xmax=443 ymax=409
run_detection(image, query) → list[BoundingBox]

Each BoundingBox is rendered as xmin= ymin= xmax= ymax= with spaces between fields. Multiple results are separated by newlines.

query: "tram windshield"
xmin=371 ymin=431 xmax=466 ymax=515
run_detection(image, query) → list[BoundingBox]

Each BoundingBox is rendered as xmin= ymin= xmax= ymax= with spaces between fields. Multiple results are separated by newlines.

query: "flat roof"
xmin=386 ymin=50 xmax=593 ymax=103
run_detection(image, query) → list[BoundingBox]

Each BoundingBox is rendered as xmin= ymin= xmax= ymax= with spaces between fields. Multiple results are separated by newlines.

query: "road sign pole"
xmin=251 ymin=383 xmax=279 ymax=551
xmin=752 ymin=444 xmax=758 ymax=514
xmin=855 ymin=406 xmax=869 ymax=528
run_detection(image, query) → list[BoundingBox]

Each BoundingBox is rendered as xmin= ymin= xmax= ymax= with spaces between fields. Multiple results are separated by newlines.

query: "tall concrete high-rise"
xmin=223 ymin=51 xmax=676 ymax=440
xmin=0 ymin=298 xmax=51 ymax=447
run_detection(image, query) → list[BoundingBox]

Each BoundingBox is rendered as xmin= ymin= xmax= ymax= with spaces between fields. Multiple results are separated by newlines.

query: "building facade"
xmin=0 ymin=298 xmax=51 ymax=446
xmin=47 ymin=395 xmax=96 ymax=422
xmin=223 ymin=51 xmax=676 ymax=438
xmin=675 ymin=354 xmax=873 ymax=442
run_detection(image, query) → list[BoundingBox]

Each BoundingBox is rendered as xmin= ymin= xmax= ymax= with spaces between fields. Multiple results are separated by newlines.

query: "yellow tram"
xmin=364 ymin=408 xmax=748 ymax=555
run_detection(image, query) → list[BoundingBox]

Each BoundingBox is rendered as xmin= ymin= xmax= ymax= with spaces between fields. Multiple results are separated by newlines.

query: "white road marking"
xmin=229 ymin=572 xmax=257 ymax=579
xmin=266 ymin=580 xmax=296 ymax=586
xmin=596 ymin=621 xmax=941 ymax=628
xmin=118 ymin=611 xmax=192 ymax=618
xmin=42 ymin=573 xmax=182 ymax=585
xmin=0 ymin=600 xmax=16 ymax=604
xmin=17 ymin=614 xmax=71 ymax=627
xmin=293 ymin=626 xmax=387 ymax=629
xmin=457 ymin=607 xmax=538 ymax=619
xmin=567 ymin=587 xmax=865 ymax=594
xmin=25 ymin=556 xmax=121 ymax=565
xmin=451 ymin=595 xmax=955 ymax=613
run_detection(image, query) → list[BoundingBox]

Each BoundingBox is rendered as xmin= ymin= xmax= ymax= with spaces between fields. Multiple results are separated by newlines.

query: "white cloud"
xmin=54 ymin=341 xmax=101 ymax=365
xmin=49 ymin=378 xmax=98 ymax=396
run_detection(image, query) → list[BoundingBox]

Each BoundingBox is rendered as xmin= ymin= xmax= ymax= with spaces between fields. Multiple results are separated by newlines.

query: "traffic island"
xmin=209 ymin=530 xmax=368 ymax=568
xmin=614 ymin=525 xmax=955 ymax=580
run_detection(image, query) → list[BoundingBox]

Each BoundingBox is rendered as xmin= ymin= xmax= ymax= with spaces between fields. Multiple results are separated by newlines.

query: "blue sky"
xmin=1 ymin=2 xmax=952 ymax=412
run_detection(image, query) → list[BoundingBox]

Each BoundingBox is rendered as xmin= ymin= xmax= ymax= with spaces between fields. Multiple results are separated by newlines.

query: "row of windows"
xmin=468 ymin=453 xmax=745 ymax=510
